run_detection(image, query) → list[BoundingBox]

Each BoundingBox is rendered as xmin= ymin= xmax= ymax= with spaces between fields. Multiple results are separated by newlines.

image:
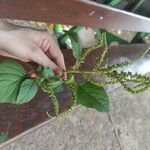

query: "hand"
xmin=0 ymin=21 xmax=66 ymax=78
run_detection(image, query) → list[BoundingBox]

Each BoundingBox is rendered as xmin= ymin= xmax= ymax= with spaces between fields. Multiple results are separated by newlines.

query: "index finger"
xmin=48 ymin=41 xmax=67 ymax=79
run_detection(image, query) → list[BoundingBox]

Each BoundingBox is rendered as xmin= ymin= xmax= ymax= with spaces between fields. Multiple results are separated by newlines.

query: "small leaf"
xmin=0 ymin=59 xmax=27 ymax=104
xmin=76 ymin=81 xmax=109 ymax=112
xmin=65 ymin=76 xmax=75 ymax=85
xmin=17 ymin=79 xmax=38 ymax=104
xmin=69 ymin=32 xmax=82 ymax=59
xmin=51 ymin=79 xmax=64 ymax=93
xmin=94 ymin=28 xmax=102 ymax=41
xmin=58 ymin=26 xmax=82 ymax=46
xmin=46 ymin=76 xmax=64 ymax=93
xmin=36 ymin=76 xmax=45 ymax=84
xmin=0 ymin=132 xmax=8 ymax=143
xmin=38 ymin=66 xmax=54 ymax=79
xmin=95 ymin=29 xmax=128 ymax=45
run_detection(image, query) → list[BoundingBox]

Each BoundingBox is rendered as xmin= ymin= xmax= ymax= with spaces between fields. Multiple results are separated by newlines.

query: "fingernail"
xmin=62 ymin=70 xmax=67 ymax=80
xmin=31 ymin=72 xmax=37 ymax=78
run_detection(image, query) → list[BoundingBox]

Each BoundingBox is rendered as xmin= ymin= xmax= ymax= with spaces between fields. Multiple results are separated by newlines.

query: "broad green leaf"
xmin=0 ymin=59 xmax=27 ymax=103
xmin=76 ymin=81 xmax=109 ymax=112
xmin=69 ymin=32 xmax=82 ymax=59
xmin=0 ymin=132 xmax=8 ymax=143
xmin=0 ymin=59 xmax=26 ymax=76
xmin=17 ymin=79 xmax=38 ymax=104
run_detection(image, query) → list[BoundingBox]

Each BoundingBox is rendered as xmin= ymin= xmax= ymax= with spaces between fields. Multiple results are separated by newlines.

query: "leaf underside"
xmin=69 ymin=32 xmax=82 ymax=59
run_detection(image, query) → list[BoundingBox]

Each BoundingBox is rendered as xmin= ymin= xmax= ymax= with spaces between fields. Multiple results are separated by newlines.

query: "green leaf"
xmin=69 ymin=26 xmax=82 ymax=33
xmin=95 ymin=29 xmax=128 ymax=45
xmin=106 ymin=0 xmax=122 ymax=6
xmin=42 ymin=67 xmax=54 ymax=79
xmin=65 ymin=76 xmax=75 ymax=85
xmin=0 ymin=59 xmax=27 ymax=104
xmin=69 ymin=32 xmax=82 ymax=59
xmin=37 ymin=66 xmax=54 ymax=85
xmin=57 ymin=26 xmax=82 ymax=59
xmin=0 ymin=59 xmax=26 ymax=76
xmin=36 ymin=76 xmax=45 ymax=84
xmin=58 ymin=26 xmax=82 ymax=46
xmin=39 ymin=66 xmax=54 ymax=79
xmin=46 ymin=76 xmax=64 ymax=93
xmin=0 ymin=132 xmax=8 ymax=143
xmin=51 ymin=79 xmax=64 ymax=93
xmin=17 ymin=79 xmax=38 ymax=104
xmin=76 ymin=81 xmax=109 ymax=112
xmin=94 ymin=28 xmax=102 ymax=41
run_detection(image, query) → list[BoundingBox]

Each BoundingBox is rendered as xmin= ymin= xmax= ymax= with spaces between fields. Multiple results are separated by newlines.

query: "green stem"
xmin=66 ymin=70 xmax=102 ymax=75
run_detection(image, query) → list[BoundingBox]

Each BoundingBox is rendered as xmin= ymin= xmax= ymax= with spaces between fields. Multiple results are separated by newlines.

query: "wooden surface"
xmin=0 ymin=0 xmax=150 ymax=32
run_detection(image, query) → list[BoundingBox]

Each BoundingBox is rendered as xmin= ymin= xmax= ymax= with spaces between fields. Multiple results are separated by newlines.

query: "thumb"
xmin=30 ymin=47 xmax=62 ymax=76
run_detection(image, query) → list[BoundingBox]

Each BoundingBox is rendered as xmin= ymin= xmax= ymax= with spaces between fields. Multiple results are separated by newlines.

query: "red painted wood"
xmin=0 ymin=0 xmax=150 ymax=32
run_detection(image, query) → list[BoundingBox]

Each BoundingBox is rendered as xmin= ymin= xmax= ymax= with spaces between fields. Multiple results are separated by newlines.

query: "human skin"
xmin=0 ymin=21 xmax=66 ymax=78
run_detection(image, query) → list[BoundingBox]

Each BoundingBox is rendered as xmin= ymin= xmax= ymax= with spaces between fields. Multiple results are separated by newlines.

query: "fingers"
xmin=47 ymin=40 xmax=67 ymax=79
xmin=30 ymin=47 xmax=62 ymax=76
xmin=39 ymin=36 xmax=66 ymax=69
xmin=52 ymin=50 xmax=67 ymax=79
xmin=39 ymin=34 xmax=67 ymax=79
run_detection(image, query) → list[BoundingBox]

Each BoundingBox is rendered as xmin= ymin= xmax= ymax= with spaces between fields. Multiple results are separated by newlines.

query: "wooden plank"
xmin=0 ymin=0 xmax=150 ymax=32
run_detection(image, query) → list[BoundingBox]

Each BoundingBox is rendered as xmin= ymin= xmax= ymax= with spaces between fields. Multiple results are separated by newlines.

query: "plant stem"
xmin=66 ymin=70 xmax=99 ymax=75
